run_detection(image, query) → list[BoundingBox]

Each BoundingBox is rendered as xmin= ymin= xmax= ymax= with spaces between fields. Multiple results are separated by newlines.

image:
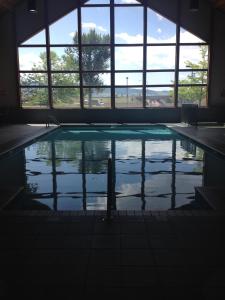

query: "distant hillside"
xmin=92 ymin=88 xmax=170 ymax=97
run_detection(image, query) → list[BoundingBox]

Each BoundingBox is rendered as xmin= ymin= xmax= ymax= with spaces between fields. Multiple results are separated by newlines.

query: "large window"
xmin=18 ymin=0 xmax=209 ymax=109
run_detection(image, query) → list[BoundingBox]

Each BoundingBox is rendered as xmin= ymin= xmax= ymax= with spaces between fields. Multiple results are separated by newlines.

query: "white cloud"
xmin=69 ymin=32 xmax=76 ymax=38
xmin=82 ymin=22 xmax=107 ymax=32
xmin=115 ymin=32 xmax=143 ymax=43
xmin=120 ymin=0 xmax=139 ymax=3
xmin=19 ymin=52 xmax=43 ymax=70
xmin=180 ymin=29 xmax=204 ymax=43
xmin=115 ymin=46 xmax=143 ymax=70
xmin=157 ymin=28 xmax=162 ymax=34
xmin=69 ymin=22 xmax=107 ymax=38
xmin=114 ymin=31 xmax=205 ymax=70
xmin=147 ymin=46 xmax=175 ymax=69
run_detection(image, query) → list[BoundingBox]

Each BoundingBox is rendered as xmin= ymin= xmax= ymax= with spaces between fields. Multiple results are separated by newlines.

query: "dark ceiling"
xmin=0 ymin=0 xmax=225 ymax=15
xmin=0 ymin=0 xmax=19 ymax=14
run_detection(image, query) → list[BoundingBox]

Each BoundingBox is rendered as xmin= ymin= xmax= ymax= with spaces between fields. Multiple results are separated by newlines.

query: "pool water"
xmin=1 ymin=125 xmax=219 ymax=211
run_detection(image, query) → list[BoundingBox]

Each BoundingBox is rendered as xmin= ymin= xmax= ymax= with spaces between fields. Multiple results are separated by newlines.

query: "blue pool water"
xmin=2 ymin=125 xmax=223 ymax=211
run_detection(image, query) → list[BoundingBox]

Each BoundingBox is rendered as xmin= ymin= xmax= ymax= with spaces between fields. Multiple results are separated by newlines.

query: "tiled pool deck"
xmin=0 ymin=124 xmax=225 ymax=299
xmin=1 ymin=212 xmax=225 ymax=299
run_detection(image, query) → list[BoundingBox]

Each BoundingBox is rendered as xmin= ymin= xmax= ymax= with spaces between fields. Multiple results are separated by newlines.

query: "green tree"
xmin=21 ymin=51 xmax=80 ymax=107
xmin=22 ymin=29 xmax=110 ymax=108
xmin=72 ymin=29 xmax=110 ymax=107
xmin=178 ymin=45 xmax=208 ymax=106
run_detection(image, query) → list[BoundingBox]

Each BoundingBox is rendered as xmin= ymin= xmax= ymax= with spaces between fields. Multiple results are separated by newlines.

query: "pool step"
xmin=195 ymin=186 xmax=225 ymax=210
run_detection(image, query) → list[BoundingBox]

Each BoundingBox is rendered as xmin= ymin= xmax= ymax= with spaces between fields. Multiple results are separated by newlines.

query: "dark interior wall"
xmin=11 ymin=108 xmax=181 ymax=124
xmin=16 ymin=0 xmax=45 ymax=44
xmin=0 ymin=151 xmax=25 ymax=188
xmin=0 ymin=0 xmax=225 ymax=122
xmin=180 ymin=0 xmax=211 ymax=43
xmin=16 ymin=0 xmax=81 ymax=44
xmin=203 ymin=152 xmax=225 ymax=186
xmin=7 ymin=107 xmax=225 ymax=124
xmin=209 ymin=9 xmax=225 ymax=107
xmin=0 ymin=13 xmax=18 ymax=108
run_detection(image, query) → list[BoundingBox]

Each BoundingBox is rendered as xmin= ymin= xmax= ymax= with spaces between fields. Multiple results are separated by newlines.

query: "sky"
xmin=20 ymin=3 xmax=207 ymax=87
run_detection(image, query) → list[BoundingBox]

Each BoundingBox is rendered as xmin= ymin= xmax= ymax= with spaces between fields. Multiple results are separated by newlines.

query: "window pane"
xmin=180 ymin=27 xmax=205 ymax=43
xmin=115 ymin=46 xmax=143 ymax=70
xmin=147 ymin=72 xmax=174 ymax=85
xmin=115 ymin=7 xmax=143 ymax=44
xmin=52 ymin=88 xmax=80 ymax=108
xmin=22 ymin=30 xmax=46 ymax=45
xmin=21 ymin=88 xmax=49 ymax=108
xmin=115 ymin=0 xmax=140 ymax=3
xmin=146 ymin=87 xmax=174 ymax=107
xmin=147 ymin=46 xmax=175 ymax=69
xmin=20 ymin=73 xmax=48 ymax=86
xmin=179 ymin=71 xmax=207 ymax=84
xmin=115 ymin=87 xmax=143 ymax=108
xmin=83 ymin=88 xmax=111 ymax=108
xmin=178 ymin=86 xmax=207 ymax=107
xmin=179 ymin=45 xmax=208 ymax=69
xmin=50 ymin=47 xmax=79 ymax=71
xmin=115 ymin=72 xmax=142 ymax=85
xmin=18 ymin=47 xmax=47 ymax=71
xmin=85 ymin=0 xmax=110 ymax=4
xmin=49 ymin=10 xmax=78 ymax=44
xmin=147 ymin=9 xmax=176 ymax=43
xmin=82 ymin=46 xmax=110 ymax=71
xmin=81 ymin=7 xmax=110 ymax=44
xmin=83 ymin=73 xmax=110 ymax=86
xmin=52 ymin=73 xmax=80 ymax=86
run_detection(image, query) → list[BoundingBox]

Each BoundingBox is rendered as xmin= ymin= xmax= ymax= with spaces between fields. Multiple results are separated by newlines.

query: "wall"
xmin=0 ymin=0 xmax=225 ymax=122
xmin=0 ymin=150 xmax=25 ymax=189
xmin=16 ymin=0 xmax=80 ymax=44
xmin=6 ymin=106 xmax=225 ymax=124
xmin=209 ymin=9 xmax=225 ymax=106
xmin=10 ymin=108 xmax=181 ymax=123
xmin=0 ymin=12 xmax=18 ymax=108
xmin=203 ymin=152 xmax=225 ymax=186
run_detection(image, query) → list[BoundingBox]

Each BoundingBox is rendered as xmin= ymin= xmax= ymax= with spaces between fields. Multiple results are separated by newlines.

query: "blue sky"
xmin=21 ymin=4 xmax=206 ymax=86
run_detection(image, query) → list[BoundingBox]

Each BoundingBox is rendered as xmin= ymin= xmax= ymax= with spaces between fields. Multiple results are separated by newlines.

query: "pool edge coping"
xmin=0 ymin=125 xmax=59 ymax=160
xmin=170 ymin=125 xmax=225 ymax=159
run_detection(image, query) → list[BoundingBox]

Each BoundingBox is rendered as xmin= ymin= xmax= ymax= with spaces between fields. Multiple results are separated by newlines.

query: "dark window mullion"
xmin=143 ymin=2 xmax=147 ymax=108
xmin=19 ymin=70 xmax=48 ymax=73
xmin=174 ymin=1 xmax=181 ymax=108
xmin=111 ymin=0 xmax=115 ymax=109
xmin=20 ymin=85 xmax=49 ymax=88
xmin=179 ymin=43 xmax=207 ymax=46
xmin=146 ymin=43 xmax=176 ymax=46
xmin=114 ymin=43 xmax=144 ymax=47
xmin=178 ymin=84 xmax=207 ymax=87
xmin=19 ymin=44 xmax=47 ymax=48
xmin=78 ymin=6 xmax=84 ymax=108
xmin=179 ymin=69 xmax=208 ymax=72
xmin=114 ymin=4 xmax=142 ymax=7
xmin=44 ymin=0 xmax=53 ymax=109
xmin=146 ymin=69 xmax=175 ymax=72
xmin=146 ymin=85 xmax=175 ymax=88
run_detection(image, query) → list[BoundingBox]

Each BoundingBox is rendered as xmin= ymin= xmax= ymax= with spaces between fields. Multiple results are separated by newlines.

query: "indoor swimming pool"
xmin=1 ymin=125 xmax=224 ymax=211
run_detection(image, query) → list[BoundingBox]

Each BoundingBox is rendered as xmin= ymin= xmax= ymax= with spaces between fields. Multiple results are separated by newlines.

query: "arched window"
xmin=18 ymin=0 xmax=208 ymax=109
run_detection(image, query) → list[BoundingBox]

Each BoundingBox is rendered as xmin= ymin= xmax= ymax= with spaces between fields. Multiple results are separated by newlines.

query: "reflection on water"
xmin=3 ymin=126 xmax=212 ymax=211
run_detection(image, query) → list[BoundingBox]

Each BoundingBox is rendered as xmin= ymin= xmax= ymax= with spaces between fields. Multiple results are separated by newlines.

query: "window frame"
xmin=17 ymin=0 xmax=209 ymax=109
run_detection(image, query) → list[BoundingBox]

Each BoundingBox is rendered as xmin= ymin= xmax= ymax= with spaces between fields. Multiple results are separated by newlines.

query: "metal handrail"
xmin=103 ymin=158 xmax=113 ymax=222
xmin=107 ymin=158 xmax=113 ymax=221
xmin=46 ymin=115 xmax=61 ymax=128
